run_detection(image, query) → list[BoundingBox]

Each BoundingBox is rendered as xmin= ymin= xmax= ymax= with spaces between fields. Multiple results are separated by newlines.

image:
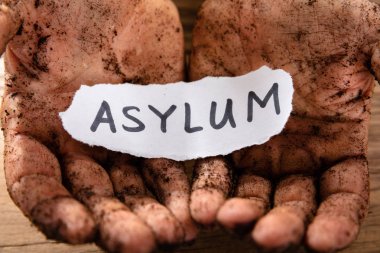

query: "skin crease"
xmin=189 ymin=0 xmax=380 ymax=252
xmin=0 ymin=0 xmax=198 ymax=252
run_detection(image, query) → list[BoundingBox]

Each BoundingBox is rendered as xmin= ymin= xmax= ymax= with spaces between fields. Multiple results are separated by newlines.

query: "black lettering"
xmin=210 ymin=99 xmax=236 ymax=130
xmin=122 ymin=106 xmax=145 ymax=132
xmin=248 ymin=83 xmax=280 ymax=122
xmin=184 ymin=103 xmax=203 ymax=133
xmin=90 ymin=101 xmax=116 ymax=133
xmin=148 ymin=105 xmax=177 ymax=133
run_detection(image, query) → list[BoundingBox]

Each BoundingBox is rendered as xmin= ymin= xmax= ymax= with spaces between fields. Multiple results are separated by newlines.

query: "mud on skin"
xmin=189 ymin=0 xmax=379 ymax=252
xmin=0 ymin=0 xmax=198 ymax=252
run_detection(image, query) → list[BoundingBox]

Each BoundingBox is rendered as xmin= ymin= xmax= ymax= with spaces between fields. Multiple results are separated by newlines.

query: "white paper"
xmin=60 ymin=66 xmax=294 ymax=161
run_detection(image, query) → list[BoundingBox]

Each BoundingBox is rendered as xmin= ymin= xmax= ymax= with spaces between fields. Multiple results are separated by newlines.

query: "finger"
xmin=190 ymin=157 xmax=232 ymax=226
xmin=64 ymin=154 xmax=156 ymax=253
xmin=217 ymin=171 xmax=271 ymax=232
xmin=306 ymin=157 xmax=369 ymax=252
xmin=253 ymin=175 xmax=316 ymax=249
xmin=4 ymin=132 xmax=95 ymax=244
xmin=142 ymin=158 xmax=198 ymax=242
xmin=110 ymin=155 xmax=185 ymax=246
xmin=0 ymin=1 xmax=23 ymax=54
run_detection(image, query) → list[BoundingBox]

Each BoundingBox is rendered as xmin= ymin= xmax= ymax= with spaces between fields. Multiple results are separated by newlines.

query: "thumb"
xmin=0 ymin=1 xmax=24 ymax=55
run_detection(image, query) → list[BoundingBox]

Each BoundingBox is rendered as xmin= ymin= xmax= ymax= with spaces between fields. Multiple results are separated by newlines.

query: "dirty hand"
xmin=189 ymin=0 xmax=380 ymax=252
xmin=0 ymin=0 xmax=197 ymax=252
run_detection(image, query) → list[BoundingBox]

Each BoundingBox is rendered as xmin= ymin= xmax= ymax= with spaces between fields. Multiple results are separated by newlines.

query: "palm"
xmin=1 ymin=0 xmax=196 ymax=252
xmin=189 ymin=0 xmax=380 ymax=251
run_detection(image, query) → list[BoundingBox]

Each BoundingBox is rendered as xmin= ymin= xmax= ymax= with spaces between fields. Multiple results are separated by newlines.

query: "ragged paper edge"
xmin=60 ymin=66 xmax=294 ymax=161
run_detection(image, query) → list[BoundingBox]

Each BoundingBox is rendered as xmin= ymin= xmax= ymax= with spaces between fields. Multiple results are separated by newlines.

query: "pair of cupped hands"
xmin=1 ymin=0 xmax=380 ymax=252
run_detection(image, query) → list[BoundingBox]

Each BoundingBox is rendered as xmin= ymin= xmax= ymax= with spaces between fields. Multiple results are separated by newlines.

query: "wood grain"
xmin=1 ymin=0 xmax=380 ymax=252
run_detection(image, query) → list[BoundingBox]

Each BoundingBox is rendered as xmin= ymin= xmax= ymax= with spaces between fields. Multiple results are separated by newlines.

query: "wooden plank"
xmin=0 ymin=243 xmax=102 ymax=253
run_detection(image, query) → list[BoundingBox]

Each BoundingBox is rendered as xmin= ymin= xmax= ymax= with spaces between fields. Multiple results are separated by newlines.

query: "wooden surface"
xmin=1 ymin=0 xmax=380 ymax=252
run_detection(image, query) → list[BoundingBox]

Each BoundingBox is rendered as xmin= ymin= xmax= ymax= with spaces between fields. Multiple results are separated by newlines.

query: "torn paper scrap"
xmin=59 ymin=66 xmax=294 ymax=161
